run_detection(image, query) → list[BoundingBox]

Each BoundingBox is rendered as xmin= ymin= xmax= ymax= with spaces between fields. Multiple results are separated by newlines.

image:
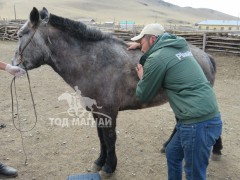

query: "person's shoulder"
xmin=152 ymin=47 xmax=176 ymax=61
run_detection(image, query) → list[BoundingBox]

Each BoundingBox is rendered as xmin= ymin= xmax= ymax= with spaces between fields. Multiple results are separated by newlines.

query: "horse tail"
xmin=208 ymin=54 xmax=217 ymax=74
xmin=208 ymin=54 xmax=217 ymax=85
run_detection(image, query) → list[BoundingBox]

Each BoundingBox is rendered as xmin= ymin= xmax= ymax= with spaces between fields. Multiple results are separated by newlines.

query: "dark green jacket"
xmin=136 ymin=33 xmax=219 ymax=124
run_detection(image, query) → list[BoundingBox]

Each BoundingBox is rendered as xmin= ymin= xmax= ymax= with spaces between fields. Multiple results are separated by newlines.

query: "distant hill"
xmin=0 ymin=0 xmax=238 ymax=26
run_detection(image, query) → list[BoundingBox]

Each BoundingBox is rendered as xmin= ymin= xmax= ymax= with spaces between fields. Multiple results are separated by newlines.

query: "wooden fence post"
xmin=3 ymin=25 xmax=7 ymax=40
xmin=202 ymin=33 xmax=206 ymax=52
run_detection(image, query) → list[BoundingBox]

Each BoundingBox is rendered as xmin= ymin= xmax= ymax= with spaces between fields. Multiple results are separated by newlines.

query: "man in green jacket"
xmin=128 ymin=24 xmax=222 ymax=180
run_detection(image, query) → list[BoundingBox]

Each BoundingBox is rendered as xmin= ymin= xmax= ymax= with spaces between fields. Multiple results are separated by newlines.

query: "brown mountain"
xmin=0 ymin=0 xmax=237 ymax=25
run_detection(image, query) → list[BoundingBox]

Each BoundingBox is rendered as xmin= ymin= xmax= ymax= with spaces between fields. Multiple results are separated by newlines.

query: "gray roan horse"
xmin=13 ymin=7 xmax=222 ymax=177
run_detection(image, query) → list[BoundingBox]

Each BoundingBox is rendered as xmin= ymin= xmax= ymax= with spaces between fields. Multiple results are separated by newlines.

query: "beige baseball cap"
xmin=131 ymin=23 xmax=165 ymax=42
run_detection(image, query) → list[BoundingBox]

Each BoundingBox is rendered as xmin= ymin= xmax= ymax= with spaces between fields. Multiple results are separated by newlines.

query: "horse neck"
xmin=46 ymin=34 xmax=89 ymax=88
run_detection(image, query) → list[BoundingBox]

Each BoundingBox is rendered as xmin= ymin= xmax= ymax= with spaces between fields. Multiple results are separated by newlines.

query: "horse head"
xmin=12 ymin=7 xmax=51 ymax=70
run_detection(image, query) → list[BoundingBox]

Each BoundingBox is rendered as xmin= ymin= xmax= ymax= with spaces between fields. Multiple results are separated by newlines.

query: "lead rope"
xmin=10 ymin=68 xmax=38 ymax=165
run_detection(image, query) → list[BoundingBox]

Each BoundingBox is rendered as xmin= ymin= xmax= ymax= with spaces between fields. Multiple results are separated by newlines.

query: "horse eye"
xmin=17 ymin=28 xmax=29 ymax=38
xmin=17 ymin=31 xmax=23 ymax=38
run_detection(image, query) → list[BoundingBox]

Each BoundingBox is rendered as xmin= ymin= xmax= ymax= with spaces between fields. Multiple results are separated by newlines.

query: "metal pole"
xmin=14 ymin=4 xmax=16 ymax=20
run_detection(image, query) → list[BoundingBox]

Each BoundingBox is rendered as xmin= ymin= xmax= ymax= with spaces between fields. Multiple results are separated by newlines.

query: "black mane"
xmin=48 ymin=13 xmax=112 ymax=41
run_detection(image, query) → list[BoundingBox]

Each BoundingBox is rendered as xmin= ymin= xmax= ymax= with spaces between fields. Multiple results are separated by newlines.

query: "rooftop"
xmin=197 ymin=20 xmax=240 ymax=26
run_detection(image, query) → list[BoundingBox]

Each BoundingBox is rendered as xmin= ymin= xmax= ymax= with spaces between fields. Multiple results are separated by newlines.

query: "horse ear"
xmin=40 ymin=7 xmax=49 ymax=22
xmin=30 ymin=7 xmax=39 ymax=28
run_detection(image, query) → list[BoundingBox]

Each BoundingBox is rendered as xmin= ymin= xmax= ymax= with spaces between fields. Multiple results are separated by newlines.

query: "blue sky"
xmin=163 ymin=0 xmax=240 ymax=17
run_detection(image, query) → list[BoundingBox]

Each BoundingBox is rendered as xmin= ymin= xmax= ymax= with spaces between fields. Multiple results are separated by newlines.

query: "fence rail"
xmin=170 ymin=31 xmax=240 ymax=55
xmin=1 ymin=20 xmax=240 ymax=55
xmin=0 ymin=19 xmax=25 ymax=41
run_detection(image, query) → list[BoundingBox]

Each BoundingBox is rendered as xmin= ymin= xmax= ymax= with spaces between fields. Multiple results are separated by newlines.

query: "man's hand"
xmin=5 ymin=64 xmax=26 ymax=78
xmin=127 ymin=42 xmax=140 ymax=50
xmin=135 ymin=63 xmax=143 ymax=80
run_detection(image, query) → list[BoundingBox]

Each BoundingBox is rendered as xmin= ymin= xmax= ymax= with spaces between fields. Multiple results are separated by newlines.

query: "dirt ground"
xmin=0 ymin=40 xmax=240 ymax=180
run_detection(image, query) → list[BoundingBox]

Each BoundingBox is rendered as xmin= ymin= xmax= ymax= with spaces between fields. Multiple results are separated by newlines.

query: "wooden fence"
xmin=1 ymin=20 xmax=240 ymax=55
xmin=0 ymin=19 xmax=25 ymax=41
xmin=171 ymin=31 xmax=240 ymax=55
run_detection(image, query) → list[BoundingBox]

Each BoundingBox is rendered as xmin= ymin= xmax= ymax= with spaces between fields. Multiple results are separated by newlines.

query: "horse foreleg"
xmin=91 ymin=110 xmax=118 ymax=178
xmin=91 ymin=126 xmax=107 ymax=172
xmin=90 ymin=113 xmax=107 ymax=172
xmin=99 ymin=126 xmax=117 ymax=178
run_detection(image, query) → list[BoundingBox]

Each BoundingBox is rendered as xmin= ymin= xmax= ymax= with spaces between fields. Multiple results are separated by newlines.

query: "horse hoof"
xmin=211 ymin=154 xmax=221 ymax=161
xmin=99 ymin=170 xmax=112 ymax=179
xmin=160 ymin=146 xmax=166 ymax=154
xmin=88 ymin=163 xmax=102 ymax=172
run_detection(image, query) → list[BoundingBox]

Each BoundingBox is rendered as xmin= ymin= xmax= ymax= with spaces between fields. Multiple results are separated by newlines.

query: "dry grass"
xmin=0 ymin=0 xmax=236 ymax=25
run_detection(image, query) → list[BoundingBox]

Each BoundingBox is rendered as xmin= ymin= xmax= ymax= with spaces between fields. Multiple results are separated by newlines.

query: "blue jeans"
xmin=165 ymin=113 xmax=222 ymax=180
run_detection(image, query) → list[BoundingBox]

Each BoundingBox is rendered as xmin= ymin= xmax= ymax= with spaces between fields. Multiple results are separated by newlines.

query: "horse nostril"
xmin=11 ymin=58 xmax=17 ymax=66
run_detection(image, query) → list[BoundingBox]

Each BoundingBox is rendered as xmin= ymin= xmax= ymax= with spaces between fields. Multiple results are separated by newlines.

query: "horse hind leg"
xmin=211 ymin=136 xmax=223 ymax=161
xmin=161 ymin=126 xmax=177 ymax=153
xmin=161 ymin=118 xmax=178 ymax=153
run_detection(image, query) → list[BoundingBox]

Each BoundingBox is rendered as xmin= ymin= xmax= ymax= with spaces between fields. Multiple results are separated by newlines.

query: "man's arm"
xmin=127 ymin=42 xmax=141 ymax=50
xmin=0 ymin=61 xmax=26 ymax=77
xmin=136 ymin=56 xmax=166 ymax=102
xmin=0 ymin=61 xmax=7 ymax=70
xmin=135 ymin=63 xmax=143 ymax=80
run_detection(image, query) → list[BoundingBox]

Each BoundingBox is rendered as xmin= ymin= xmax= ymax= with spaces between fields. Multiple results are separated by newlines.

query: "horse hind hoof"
xmin=211 ymin=154 xmax=221 ymax=161
xmin=99 ymin=170 xmax=113 ymax=179
xmin=88 ymin=163 xmax=102 ymax=173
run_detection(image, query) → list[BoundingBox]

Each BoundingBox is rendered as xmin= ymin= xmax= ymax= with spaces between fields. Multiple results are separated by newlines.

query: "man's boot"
xmin=0 ymin=162 xmax=18 ymax=177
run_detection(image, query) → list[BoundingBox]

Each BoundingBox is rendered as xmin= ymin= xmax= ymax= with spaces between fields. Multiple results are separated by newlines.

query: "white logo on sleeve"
xmin=175 ymin=51 xmax=193 ymax=60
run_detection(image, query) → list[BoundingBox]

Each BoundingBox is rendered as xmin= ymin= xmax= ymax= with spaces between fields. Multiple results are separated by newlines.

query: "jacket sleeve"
xmin=136 ymin=55 xmax=167 ymax=102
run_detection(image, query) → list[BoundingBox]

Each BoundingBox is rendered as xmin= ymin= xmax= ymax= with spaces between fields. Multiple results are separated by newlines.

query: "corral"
xmin=1 ymin=20 xmax=240 ymax=55
xmin=0 ymin=33 xmax=240 ymax=180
